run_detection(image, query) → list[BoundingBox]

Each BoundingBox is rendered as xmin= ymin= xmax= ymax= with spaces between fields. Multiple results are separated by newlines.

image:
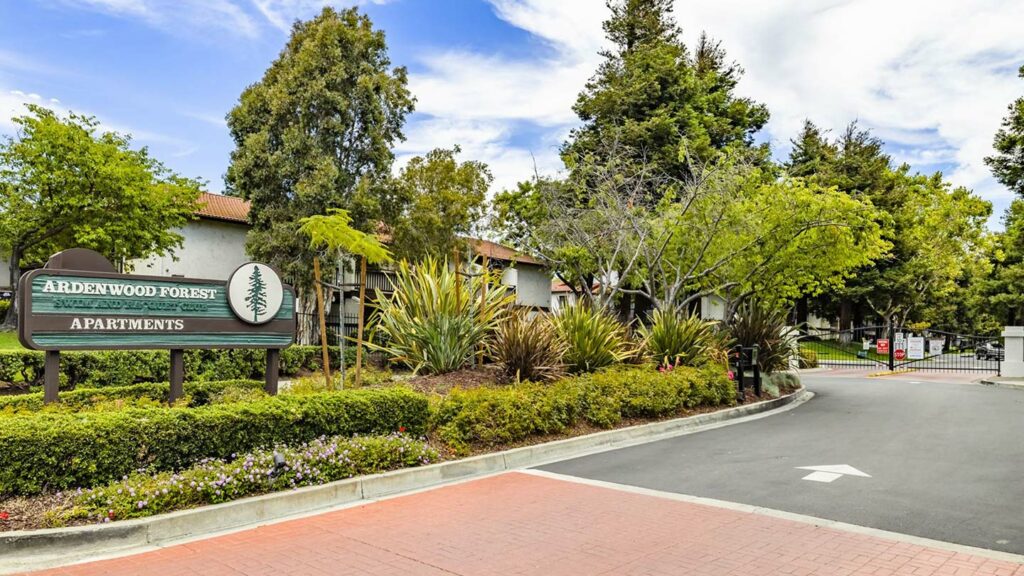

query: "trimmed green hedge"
xmin=0 ymin=387 xmax=428 ymax=495
xmin=433 ymin=364 xmax=734 ymax=453
xmin=0 ymin=380 xmax=264 ymax=414
xmin=0 ymin=345 xmax=338 ymax=389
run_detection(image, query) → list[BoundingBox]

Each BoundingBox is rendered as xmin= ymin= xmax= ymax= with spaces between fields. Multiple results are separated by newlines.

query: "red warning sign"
xmin=876 ymin=339 xmax=889 ymax=354
xmin=894 ymin=349 xmax=906 ymax=360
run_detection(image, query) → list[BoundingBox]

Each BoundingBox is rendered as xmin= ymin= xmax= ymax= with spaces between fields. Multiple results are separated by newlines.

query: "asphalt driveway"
xmin=540 ymin=373 xmax=1024 ymax=554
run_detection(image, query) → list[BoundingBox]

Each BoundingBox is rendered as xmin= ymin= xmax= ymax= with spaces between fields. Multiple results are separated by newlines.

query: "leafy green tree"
xmin=986 ymin=65 xmax=1024 ymax=196
xmin=788 ymin=122 xmax=992 ymax=328
xmin=565 ymin=0 xmax=769 ymax=187
xmin=0 ymin=105 xmax=202 ymax=325
xmin=225 ymin=7 xmax=414 ymax=298
xmin=975 ymin=202 xmax=1024 ymax=327
xmin=517 ymin=139 xmax=885 ymax=315
xmin=388 ymin=147 xmax=490 ymax=262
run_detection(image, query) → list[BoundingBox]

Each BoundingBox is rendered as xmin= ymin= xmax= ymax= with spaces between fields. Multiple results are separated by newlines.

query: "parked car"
xmin=975 ymin=341 xmax=1004 ymax=361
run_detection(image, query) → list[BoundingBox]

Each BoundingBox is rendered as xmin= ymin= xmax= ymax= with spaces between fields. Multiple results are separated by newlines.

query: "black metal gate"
xmin=799 ymin=325 xmax=1001 ymax=374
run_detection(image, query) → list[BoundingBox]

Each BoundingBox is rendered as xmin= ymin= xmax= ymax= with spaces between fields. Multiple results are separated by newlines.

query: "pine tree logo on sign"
xmin=228 ymin=263 xmax=283 ymax=325
xmin=245 ymin=266 xmax=268 ymax=322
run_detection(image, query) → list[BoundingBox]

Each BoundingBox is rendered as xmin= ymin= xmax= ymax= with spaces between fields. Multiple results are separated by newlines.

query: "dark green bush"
xmin=0 ymin=380 xmax=264 ymax=414
xmin=0 ymin=345 xmax=339 ymax=389
xmin=433 ymin=364 xmax=734 ymax=453
xmin=0 ymin=387 xmax=429 ymax=495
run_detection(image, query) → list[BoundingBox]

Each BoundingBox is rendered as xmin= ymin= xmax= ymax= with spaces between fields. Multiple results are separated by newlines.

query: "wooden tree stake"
xmin=313 ymin=256 xmax=331 ymax=386
xmin=355 ymin=256 xmax=367 ymax=387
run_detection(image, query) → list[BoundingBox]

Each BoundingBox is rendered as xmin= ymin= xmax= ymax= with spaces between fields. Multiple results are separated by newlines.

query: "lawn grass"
xmin=0 ymin=331 xmax=24 ymax=350
xmin=801 ymin=340 xmax=888 ymax=362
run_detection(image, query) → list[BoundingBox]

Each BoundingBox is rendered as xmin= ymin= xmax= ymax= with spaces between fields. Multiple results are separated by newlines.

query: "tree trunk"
xmin=839 ymin=300 xmax=853 ymax=331
xmin=3 ymin=248 xmax=22 ymax=329
xmin=795 ymin=297 xmax=808 ymax=330
xmin=616 ymin=292 xmax=632 ymax=324
xmin=354 ymin=256 xmax=367 ymax=387
xmin=313 ymin=256 xmax=332 ymax=386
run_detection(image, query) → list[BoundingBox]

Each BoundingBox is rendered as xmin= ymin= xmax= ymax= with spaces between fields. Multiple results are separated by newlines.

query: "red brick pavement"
xmin=26 ymin=472 xmax=1024 ymax=576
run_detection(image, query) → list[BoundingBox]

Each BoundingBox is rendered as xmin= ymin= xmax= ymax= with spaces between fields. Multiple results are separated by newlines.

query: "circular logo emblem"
xmin=227 ymin=262 xmax=284 ymax=325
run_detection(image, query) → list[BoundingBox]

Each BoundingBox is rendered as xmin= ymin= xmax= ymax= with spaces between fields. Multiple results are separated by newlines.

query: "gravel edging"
xmin=0 ymin=388 xmax=811 ymax=574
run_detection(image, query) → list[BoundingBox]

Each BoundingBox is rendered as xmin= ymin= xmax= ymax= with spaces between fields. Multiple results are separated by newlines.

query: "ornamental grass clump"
xmin=55 ymin=433 xmax=438 ymax=525
xmin=637 ymin=309 xmax=725 ymax=368
xmin=490 ymin=308 xmax=567 ymax=383
xmin=727 ymin=300 xmax=795 ymax=373
xmin=366 ymin=258 xmax=515 ymax=375
xmin=553 ymin=302 xmax=631 ymax=373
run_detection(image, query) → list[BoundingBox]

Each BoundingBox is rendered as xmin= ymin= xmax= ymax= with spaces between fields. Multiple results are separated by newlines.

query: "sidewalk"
xmin=28 ymin=472 xmax=1023 ymax=576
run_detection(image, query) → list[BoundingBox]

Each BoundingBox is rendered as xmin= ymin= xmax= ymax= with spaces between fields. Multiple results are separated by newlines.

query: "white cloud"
xmin=404 ymin=0 xmax=1024 ymax=223
xmin=58 ymin=0 xmax=261 ymax=38
xmin=0 ymin=88 xmax=195 ymax=156
xmin=395 ymin=117 xmax=564 ymax=196
xmin=251 ymin=0 xmax=392 ymax=32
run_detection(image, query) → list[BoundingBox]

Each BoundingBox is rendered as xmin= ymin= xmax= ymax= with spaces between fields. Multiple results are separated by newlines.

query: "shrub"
xmin=553 ymin=303 xmax=631 ymax=373
xmin=433 ymin=364 xmax=734 ymax=453
xmin=0 ymin=387 xmax=429 ymax=495
xmin=727 ymin=301 xmax=795 ymax=373
xmin=637 ymin=309 xmax=724 ymax=368
xmin=0 ymin=380 xmax=264 ymax=414
xmin=0 ymin=346 xmax=336 ymax=389
xmin=367 ymin=259 xmax=515 ymax=374
xmin=57 ymin=433 xmax=438 ymax=524
xmin=490 ymin=309 xmax=566 ymax=383
xmin=765 ymin=372 xmax=800 ymax=397
xmin=798 ymin=347 xmax=818 ymax=369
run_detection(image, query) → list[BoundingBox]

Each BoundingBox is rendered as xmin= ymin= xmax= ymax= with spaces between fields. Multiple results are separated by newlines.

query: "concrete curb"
xmin=0 ymin=388 xmax=810 ymax=574
xmin=978 ymin=377 xmax=1024 ymax=391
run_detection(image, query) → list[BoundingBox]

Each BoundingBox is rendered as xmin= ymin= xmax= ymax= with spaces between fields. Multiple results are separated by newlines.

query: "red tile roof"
xmin=196 ymin=192 xmax=250 ymax=224
xmin=552 ymin=280 xmax=574 ymax=293
xmin=469 ymin=238 xmax=541 ymax=266
xmin=552 ymin=280 xmax=600 ymax=294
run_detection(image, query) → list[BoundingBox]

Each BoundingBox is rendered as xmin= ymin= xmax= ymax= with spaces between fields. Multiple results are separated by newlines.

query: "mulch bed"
xmin=403 ymin=365 xmax=505 ymax=395
xmin=0 ymin=492 xmax=68 ymax=532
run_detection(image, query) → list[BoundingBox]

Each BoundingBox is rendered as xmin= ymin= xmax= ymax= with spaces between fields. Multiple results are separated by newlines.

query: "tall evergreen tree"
xmin=225 ymin=7 xmax=414 ymax=297
xmin=985 ymin=65 xmax=1024 ymax=196
xmin=564 ymin=0 xmax=769 ymax=186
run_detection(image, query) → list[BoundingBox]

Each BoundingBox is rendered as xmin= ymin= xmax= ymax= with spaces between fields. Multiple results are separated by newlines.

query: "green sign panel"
xmin=19 ymin=266 xmax=296 ymax=351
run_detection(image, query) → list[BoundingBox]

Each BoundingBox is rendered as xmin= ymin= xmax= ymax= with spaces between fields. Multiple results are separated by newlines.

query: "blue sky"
xmin=2 ymin=1 xmax=1023 ymax=228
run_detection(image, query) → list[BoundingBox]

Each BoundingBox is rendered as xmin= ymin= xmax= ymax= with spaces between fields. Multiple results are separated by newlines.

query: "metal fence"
xmin=294 ymin=312 xmax=359 ymax=346
xmin=798 ymin=325 xmax=1001 ymax=374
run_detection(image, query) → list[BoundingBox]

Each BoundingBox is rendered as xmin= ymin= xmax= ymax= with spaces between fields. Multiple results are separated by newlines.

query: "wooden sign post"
xmin=19 ymin=249 xmax=296 ymax=403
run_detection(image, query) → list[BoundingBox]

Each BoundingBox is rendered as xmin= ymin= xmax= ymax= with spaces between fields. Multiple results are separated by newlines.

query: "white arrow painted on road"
xmin=796 ymin=464 xmax=871 ymax=483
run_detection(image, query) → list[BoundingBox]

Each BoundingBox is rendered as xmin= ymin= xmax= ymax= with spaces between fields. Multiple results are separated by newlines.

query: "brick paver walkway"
xmin=28 ymin=472 xmax=1024 ymax=576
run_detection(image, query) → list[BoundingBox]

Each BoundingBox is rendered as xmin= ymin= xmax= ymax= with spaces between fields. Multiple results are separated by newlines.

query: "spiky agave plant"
xmin=366 ymin=258 xmax=515 ymax=375
xmin=553 ymin=302 xmax=631 ymax=373
xmin=636 ymin=308 xmax=722 ymax=368
xmin=490 ymin=308 xmax=567 ymax=383
xmin=727 ymin=300 xmax=795 ymax=373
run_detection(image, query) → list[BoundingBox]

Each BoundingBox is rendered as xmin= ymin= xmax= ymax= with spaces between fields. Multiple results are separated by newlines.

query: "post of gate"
xmin=888 ymin=317 xmax=896 ymax=372
xmin=1000 ymin=326 xmax=1024 ymax=377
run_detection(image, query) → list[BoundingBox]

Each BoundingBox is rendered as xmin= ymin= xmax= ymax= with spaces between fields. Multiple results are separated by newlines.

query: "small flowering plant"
xmin=57 ymin=434 xmax=438 ymax=525
xmin=0 ymin=511 xmax=9 ymax=521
